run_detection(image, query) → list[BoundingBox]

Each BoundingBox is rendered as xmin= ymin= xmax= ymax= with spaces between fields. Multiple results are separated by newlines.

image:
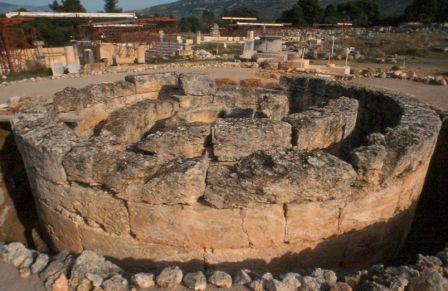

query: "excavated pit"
xmin=11 ymin=73 xmax=442 ymax=274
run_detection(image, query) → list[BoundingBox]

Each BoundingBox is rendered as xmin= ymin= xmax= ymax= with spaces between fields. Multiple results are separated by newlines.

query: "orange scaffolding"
xmin=0 ymin=18 xmax=36 ymax=74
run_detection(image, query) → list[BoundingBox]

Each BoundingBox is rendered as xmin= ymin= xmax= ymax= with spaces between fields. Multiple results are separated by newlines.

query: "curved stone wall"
xmin=11 ymin=74 xmax=441 ymax=273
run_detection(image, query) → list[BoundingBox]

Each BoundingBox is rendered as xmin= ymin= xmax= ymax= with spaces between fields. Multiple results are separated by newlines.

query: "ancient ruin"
xmin=11 ymin=73 xmax=441 ymax=276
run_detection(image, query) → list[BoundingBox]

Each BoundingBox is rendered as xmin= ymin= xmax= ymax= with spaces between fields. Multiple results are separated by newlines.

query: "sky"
xmin=3 ymin=0 xmax=175 ymax=11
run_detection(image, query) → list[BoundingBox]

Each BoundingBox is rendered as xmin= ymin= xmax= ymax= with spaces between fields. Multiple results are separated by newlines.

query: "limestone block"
xmin=125 ymin=72 xmax=179 ymax=94
xmin=212 ymin=118 xmax=292 ymax=162
xmin=212 ymin=86 xmax=237 ymax=108
xmin=63 ymin=137 xmax=120 ymax=186
xmin=179 ymin=74 xmax=215 ymax=96
xmin=339 ymin=183 xmax=401 ymax=233
xmin=205 ymin=150 xmax=356 ymax=209
xmin=37 ymin=203 xmax=83 ymax=253
xmin=128 ymin=204 xmax=249 ymax=249
xmin=284 ymin=97 xmax=358 ymax=150
xmin=137 ymin=123 xmax=211 ymax=160
xmin=12 ymin=105 xmax=78 ymax=184
xmin=102 ymin=152 xmax=163 ymax=194
xmin=285 ymin=200 xmax=343 ymax=243
xmin=350 ymin=145 xmax=387 ymax=185
xmin=100 ymin=99 xmax=178 ymax=144
xmin=257 ymin=93 xmax=290 ymax=120
xmin=34 ymin=177 xmax=129 ymax=236
xmin=242 ymin=205 xmax=285 ymax=247
xmin=176 ymin=106 xmax=223 ymax=124
xmin=173 ymin=95 xmax=213 ymax=109
xmin=54 ymin=81 xmax=136 ymax=113
xmin=117 ymin=157 xmax=208 ymax=205
xmin=78 ymin=227 xmax=204 ymax=272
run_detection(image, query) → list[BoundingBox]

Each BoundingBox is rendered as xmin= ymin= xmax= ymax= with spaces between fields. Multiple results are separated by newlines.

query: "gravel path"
xmin=0 ymin=262 xmax=45 ymax=291
xmin=349 ymin=78 xmax=448 ymax=111
xmin=0 ymin=67 xmax=259 ymax=104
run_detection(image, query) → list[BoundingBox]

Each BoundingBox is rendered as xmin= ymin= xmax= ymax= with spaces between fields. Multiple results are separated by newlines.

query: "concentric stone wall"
xmin=11 ymin=74 xmax=441 ymax=273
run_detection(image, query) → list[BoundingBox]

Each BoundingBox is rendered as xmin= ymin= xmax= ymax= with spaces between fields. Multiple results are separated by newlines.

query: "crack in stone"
xmin=283 ymin=203 xmax=289 ymax=243
xmin=240 ymin=209 xmax=252 ymax=247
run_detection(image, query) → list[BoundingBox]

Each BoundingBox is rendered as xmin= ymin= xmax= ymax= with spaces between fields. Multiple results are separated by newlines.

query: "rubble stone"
xmin=156 ymin=266 xmax=183 ymax=289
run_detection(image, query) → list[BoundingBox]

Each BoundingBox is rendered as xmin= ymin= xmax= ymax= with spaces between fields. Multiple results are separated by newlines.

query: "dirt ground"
xmin=0 ymin=65 xmax=446 ymax=111
xmin=0 ymin=67 xmax=259 ymax=104
xmin=348 ymin=78 xmax=448 ymax=111
xmin=0 ymin=262 xmax=44 ymax=291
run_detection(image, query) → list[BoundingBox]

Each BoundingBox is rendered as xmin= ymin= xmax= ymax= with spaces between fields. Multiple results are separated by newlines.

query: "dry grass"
xmin=240 ymin=78 xmax=263 ymax=87
xmin=215 ymin=78 xmax=238 ymax=86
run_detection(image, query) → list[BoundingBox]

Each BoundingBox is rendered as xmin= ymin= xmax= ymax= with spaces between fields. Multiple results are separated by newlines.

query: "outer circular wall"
xmin=12 ymin=75 xmax=441 ymax=273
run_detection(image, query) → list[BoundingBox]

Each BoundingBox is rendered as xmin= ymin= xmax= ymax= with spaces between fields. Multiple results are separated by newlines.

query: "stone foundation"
xmin=11 ymin=74 xmax=441 ymax=273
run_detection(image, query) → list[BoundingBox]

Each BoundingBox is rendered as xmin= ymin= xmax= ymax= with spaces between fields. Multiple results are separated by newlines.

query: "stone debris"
xmin=101 ymin=274 xmax=128 ymax=291
xmin=234 ymin=269 xmax=253 ymax=285
xmin=0 ymin=242 xmax=448 ymax=291
xmin=212 ymin=118 xmax=292 ymax=162
xmin=156 ymin=266 xmax=183 ymax=289
xmin=207 ymin=270 xmax=233 ymax=288
xmin=183 ymin=271 xmax=207 ymax=290
xmin=131 ymin=272 xmax=155 ymax=289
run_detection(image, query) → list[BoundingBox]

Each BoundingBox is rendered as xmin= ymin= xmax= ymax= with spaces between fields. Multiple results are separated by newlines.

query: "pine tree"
xmin=49 ymin=0 xmax=86 ymax=12
xmin=104 ymin=0 xmax=123 ymax=13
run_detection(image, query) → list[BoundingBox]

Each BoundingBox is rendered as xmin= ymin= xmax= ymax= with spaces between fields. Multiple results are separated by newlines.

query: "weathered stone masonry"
xmin=11 ymin=73 xmax=441 ymax=274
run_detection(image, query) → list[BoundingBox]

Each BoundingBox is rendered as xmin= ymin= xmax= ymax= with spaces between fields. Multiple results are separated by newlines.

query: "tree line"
xmin=7 ymin=0 xmax=448 ymax=44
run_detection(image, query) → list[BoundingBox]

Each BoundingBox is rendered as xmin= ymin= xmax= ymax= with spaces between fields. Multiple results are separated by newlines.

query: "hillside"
xmin=0 ymin=2 xmax=50 ymax=14
xmin=141 ymin=0 xmax=413 ymax=20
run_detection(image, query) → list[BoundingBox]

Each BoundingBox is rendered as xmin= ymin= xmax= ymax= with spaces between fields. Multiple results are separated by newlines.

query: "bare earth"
xmin=349 ymin=78 xmax=448 ymax=111
xmin=0 ymin=262 xmax=45 ymax=291
xmin=0 ymin=67 xmax=259 ymax=104
xmin=0 ymin=66 xmax=446 ymax=111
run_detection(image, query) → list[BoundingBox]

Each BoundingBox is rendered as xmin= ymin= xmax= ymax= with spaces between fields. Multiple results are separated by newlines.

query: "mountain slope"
xmin=0 ymin=2 xmax=50 ymax=14
xmin=141 ymin=0 xmax=413 ymax=20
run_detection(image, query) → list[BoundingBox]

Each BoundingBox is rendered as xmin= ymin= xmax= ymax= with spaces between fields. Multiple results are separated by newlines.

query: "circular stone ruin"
xmin=11 ymin=73 xmax=441 ymax=273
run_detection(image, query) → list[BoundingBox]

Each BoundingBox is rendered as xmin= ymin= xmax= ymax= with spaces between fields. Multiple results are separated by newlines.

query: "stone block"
xmin=242 ymin=205 xmax=285 ymax=247
xmin=284 ymin=97 xmax=358 ymax=150
xmin=100 ymin=99 xmax=178 ymax=144
xmin=212 ymin=118 xmax=292 ymax=162
xmin=179 ymin=74 xmax=215 ymax=96
xmin=205 ymin=150 xmax=356 ymax=209
xmin=137 ymin=123 xmax=211 ymax=160
xmin=54 ymin=81 xmax=136 ymax=113
xmin=285 ymin=200 xmax=343 ymax=243
xmin=125 ymin=72 xmax=179 ymax=94
xmin=173 ymin=95 xmax=213 ymax=108
xmin=257 ymin=93 xmax=289 ymax=120
xmin=117 ymin=157 xmax=208 ymax=206
xmin=128 ymin=204 xmax=248 ymax=249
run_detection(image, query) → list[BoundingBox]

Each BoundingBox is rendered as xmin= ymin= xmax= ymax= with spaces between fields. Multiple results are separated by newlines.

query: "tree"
xmin=323 ymin=4 xmax=339 ymax=24
xmin=278 ymin=3 xmax=306 ymax=27
xmin=222 ymin=6 xmax=259 ymax=19
xmin=336 ymin=0 xmax=380 ymax=27
xmin=104 ymin=0 xmax=122 ymax=13
xmin=201 ymin=10 xmax=216 ymax=32
xmin=298 ymin=0 xmax=324 ymax=25
xmin=405 ymin=0 xmax=445 ymax=23
xmin=179 ymin=17 xmax=201 ymax=33
xmin=49 ymin=0 xmax=86 ymax=12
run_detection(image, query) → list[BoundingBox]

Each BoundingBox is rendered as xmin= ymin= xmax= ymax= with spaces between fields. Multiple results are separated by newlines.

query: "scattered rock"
xmin=407 ymin=268 xmax=448 ymax=291
xmin=0 ymin=242 xmax=34 ymax=268
xmin=234 ymin=269 xmax=252 ymax=285
xmin=330 ymin=282 xmax=353 ymax=291
xmin=281 ymin=273 xmax=301 ymax=289
xmin=208 ymin=270 xmax=232 ymax=288
xmin=183 ymin=271 xmax=207 ymax=290
xmin=131 ymin=272 xmax=154 ymax=289
xmin=31 ymin=253 xmax=49 ymax=276
xmin=156 ymin=266 xmax=183 ymax=289
xmin=102 ymin=274 xmax=128 ymax=291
